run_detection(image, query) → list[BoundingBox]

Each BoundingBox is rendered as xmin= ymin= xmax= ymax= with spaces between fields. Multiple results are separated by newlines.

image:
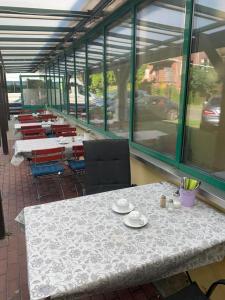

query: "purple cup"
xmin=179 ymin=188 xmax=196 ymax=207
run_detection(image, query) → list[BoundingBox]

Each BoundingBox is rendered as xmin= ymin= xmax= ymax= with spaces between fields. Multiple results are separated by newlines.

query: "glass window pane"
xmin=106 ymin=14 xmax=132 ymax=137
xmin=21 ymin=75 xmax=47 ymax=106
xmin=59 ymin=59 xmax=68 ymax=112
xmin=66 ymin=52 xmax=76 ymax=115
xmin=50 ymin=66 xmax=57 ymax=107
xmin=75 ymin=47 xmax=87 ymax=120
xmin=184 ymin=0 xmax=225 ymax=181
xmin=51 ymin=64 xmax=61 ymax=110
xmin=133 ymin=0 xmax=185 ymax=156
xmin=88 ymin=35 xmax=104 ymax=128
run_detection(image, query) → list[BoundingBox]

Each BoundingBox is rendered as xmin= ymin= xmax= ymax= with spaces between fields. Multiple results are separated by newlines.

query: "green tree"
xmin=190 ymin=66 xmax=219 ymax=104
xmin=89 ymin=73 xmax=103 ymax=93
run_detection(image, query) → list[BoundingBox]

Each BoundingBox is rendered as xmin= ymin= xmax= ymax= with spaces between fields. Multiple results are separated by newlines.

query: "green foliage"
xmin=136 ymin=65 xmax=146 ymax=89
xmin=189 ymin=66 xmax=219 ymax=104
xmin=107 ymin=71 xmax=116 ymax=85
xmin=89 ymin=73 xmax=103 ymax=93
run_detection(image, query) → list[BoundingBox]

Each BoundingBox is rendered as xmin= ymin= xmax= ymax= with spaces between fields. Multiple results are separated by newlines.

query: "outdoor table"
xmin=17 ymin=182 xmax=225 ymax=300
xmin=11 ymin=136 xmax=84 ymax=166
xmin=14 ymin=121 xmax=58 ymax=130
xmin=13 ymin=111 xmax=50 ymax=120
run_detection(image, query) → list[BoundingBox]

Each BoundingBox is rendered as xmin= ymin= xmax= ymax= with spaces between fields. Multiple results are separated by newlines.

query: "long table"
xmin=21 ymin=182 xmax=225 ymax=300
xmin=14 ymin=121 xmax=63 ymax=130
xmin=11 ymin=136 xmax=84 ymax=166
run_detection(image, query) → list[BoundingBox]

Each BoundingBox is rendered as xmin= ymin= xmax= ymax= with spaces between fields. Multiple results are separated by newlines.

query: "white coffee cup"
xmin=128 ymin=211 xmax=143 ymax=225
xmin=116 ymin=198 xmax=129 ymax=210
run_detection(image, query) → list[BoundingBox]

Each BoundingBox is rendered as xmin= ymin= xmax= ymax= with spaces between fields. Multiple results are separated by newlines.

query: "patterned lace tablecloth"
xmin=23 ymin=182 xmax=225 ymax=300
xmin=11 ymin=136 xmax=84 ymax=166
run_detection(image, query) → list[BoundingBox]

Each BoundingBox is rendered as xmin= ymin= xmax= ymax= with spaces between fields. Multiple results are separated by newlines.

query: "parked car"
xmin=104 ymin=90 xmax=179 ymax=121
xmin=135 ymin=92 xmax=178 ymax=121
xmin=200 ymin=96 xmax=221 ymax=129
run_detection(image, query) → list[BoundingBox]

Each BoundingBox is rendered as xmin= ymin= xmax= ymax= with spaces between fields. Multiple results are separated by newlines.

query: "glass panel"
xmin=0 ymin=18 xmax=71 ymax=27
xmin=88 ymin=35 xmax=104 ymax=128
xmin=75 ymin=46 xmax=87 ymax=120
xmin=1 ymin=0 xmax=88 ymax=10
xmin=67 ymin=51 xmax=76 ymax=115
xmin=21 ymin=75 xmax=47 ymax=106
xmin=48 ymin=68 xmax=53 ymax=106
xmin=59 ymin=59 xmax=68 ymax=112
xmin=184 ymin=0 xmax=225 ymax=181
xmin=51 ymin=64 xmax=61 ymax=109
xmin=55 ymin=61 xmax=62 ymax=110
xmin=106 ymin=14 xmax=132 ymax=137
xmin=133 ymin=0 xmax=185 ymax=156
xmin=50 ymin=66 xmax=56 ymax=107
xmin=46 ymin=70 xmax=51 ymax=106
xmin=7 ymin=78 xmax=21 ymax=104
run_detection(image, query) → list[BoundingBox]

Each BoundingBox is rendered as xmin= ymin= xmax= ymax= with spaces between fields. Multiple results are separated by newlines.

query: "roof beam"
xmin=0 ymin=46 xmax=57 ymax=50
xmin=4 ymin=58 xmax=42 ymax=61
xmin=0 ymin=25 xmax=72 ymax=32
xmin=0 ymin=6 xmax=91 ymax=18
xmin=2 ymin=53 xmax=48 ymax=56
xmin=35 ymin=0 xmax=114 ymax=71
xmin=0 ymin=37 xmax=73 ymax=43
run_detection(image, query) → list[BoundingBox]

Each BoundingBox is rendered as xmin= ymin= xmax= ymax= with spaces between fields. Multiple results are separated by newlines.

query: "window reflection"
xmin=21 ymin=76 xmax=47 ymax=106
xmin=75 ymin=47 xmax=87 ymax=120
xmin=106 ymin=14 xmax=132 ymax=137
xmin=67 ymin=53 xmax=76 ymax=115
xmin=133 ymin=0 xmax=185 ymax=156
xmin=59 ymin=60 xmax=67 ymax=112
xmin=54 ymin=74 xmax=61 ymax=110
xmin=184 ymin=0 xmax=225 ymax=180
xmin=88 ymin=36 xmax=104 ymax=127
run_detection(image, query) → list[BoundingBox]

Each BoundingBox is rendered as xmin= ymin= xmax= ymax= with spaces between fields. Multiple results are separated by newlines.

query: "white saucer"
xmin=112 ymin=203 xmax=134 ymax=214
xmin=123 ymin=214 xmax=148 ymax=228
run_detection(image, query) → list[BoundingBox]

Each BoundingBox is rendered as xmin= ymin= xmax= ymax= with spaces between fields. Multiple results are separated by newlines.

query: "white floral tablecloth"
xmin=20 ymin=182 xmax=225 ymax=300
xmin=11 ymin=136 xmax=84 ymax=166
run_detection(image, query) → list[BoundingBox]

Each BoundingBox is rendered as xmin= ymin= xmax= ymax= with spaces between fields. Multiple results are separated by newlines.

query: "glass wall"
xmin=7 ymin=80 xmax=21 ymax=104
xmin=75 ymin=46 xmax=87 ymax=120
xmin=88 ymin=35 xmax=104 ymax=128
xmin=133 ymin=0 xmax=185 ymax=157
xmin=53 ymin=64 xmax=61 ymax=110
xmin=44 ymin=0 xmax=225 ymax=190
xmin=106 ymin=14 xmax=132 ymax=137
xmin=184 ymin=0 xmax=225 ymax=181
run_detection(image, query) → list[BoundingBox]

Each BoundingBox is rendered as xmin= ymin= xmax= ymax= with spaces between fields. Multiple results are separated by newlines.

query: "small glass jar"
xmin=167 ymin=199 xmax=174 ymax=211
xmin=160 ymin=195 xmax=166 ymax=208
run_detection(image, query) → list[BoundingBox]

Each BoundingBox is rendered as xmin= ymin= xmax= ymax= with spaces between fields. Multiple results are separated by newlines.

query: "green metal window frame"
xmin=44 ymin=0 xmax=225 ymax=192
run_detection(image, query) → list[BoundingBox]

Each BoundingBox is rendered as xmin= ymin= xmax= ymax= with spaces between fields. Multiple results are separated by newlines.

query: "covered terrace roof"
xmin=1 ymin=0 xmax=225 ymax=73
xmin=0 ymin=0 xmax=127 ymax=73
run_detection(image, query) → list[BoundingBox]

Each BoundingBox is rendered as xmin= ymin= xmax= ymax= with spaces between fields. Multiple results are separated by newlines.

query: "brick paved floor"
xmin=0 ymin=137 xmax=162 ymax=300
